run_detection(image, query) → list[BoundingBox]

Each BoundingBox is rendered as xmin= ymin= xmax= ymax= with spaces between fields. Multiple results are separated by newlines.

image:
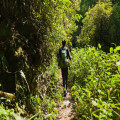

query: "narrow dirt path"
xmin=56 ymin=72 xmax=76 ymax=120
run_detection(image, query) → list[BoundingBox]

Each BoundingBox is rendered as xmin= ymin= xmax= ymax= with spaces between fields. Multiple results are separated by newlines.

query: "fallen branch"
xmin=0 ymin=91 xmax=15 ymax=102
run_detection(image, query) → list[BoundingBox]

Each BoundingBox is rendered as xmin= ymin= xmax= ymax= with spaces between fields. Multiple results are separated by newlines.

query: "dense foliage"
xmin=1 ymin=0 xmax=120 ymax=119
xmin=0 ymin=0 xmax=79 ymax=119
xmin=78 ymin=2 xmax=112 ymax=50
xmin=0 ymin=56 xmax=62 ymax=119
xmin=0 ymin=0 xmax=79 ymax=92
xmin=69 ymin=46 xmax=120 ymax=119
xmin=77 ymin=1 xmax=120 ymax=52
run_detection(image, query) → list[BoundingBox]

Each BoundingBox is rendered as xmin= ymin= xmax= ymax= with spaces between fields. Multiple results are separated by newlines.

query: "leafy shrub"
xmin=69 ymin=46 xmax=120 ymax=119
xmin=0 ymin=103 xmax=25 ymax=120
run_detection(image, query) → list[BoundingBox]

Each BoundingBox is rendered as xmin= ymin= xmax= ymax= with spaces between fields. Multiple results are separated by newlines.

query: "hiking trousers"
xmin=61 ymin=68 xmax=68 ymax=95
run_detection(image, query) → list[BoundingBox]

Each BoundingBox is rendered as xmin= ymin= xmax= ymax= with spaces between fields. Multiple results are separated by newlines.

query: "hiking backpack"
xmin=59 ymin=48 xmax=69 ymax=68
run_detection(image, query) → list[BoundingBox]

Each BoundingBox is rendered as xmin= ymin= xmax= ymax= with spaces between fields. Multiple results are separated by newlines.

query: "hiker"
xmin=58 ymin=40 xmax=72 ymax=97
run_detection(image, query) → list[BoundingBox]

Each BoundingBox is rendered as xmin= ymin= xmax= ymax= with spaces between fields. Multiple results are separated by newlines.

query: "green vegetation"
xmin=79 ymin=2 xmax=112 ymax=49
xmin=69 ymin=46 xmax=120 ymax=119
xmin=1 ymin=0 xmax=120 ymax=119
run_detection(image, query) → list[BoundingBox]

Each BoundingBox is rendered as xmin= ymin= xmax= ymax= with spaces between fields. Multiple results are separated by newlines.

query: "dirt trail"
xmin=56 ymin=73 xmax=76 ymax=120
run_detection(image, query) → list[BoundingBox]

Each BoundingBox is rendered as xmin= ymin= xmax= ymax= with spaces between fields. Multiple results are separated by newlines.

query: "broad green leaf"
xmin=110 ymin=47 xmax=113 ymax=53
xmin=118 ymin=65 xmax=120 ymax=72
xmin=98 ymin=43 xmax=101 ymax=49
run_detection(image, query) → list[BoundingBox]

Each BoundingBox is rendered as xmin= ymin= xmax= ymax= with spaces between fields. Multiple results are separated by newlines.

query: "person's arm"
xmin=58 ymin=48 xmax=61 ymax=59
xmin=66 ymin=48 xmax=72 ymax=60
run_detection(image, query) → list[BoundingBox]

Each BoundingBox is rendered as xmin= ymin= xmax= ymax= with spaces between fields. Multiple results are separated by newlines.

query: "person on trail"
xmin=58 ymin=40 xmax=72 ymax=97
